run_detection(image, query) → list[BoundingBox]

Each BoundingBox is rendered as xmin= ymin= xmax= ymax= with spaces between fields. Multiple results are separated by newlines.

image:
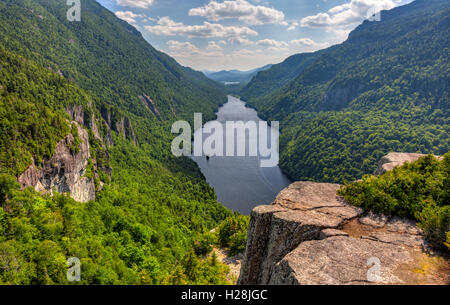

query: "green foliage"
xmin=0 ymin=174 xmax=19 ymax=204
xmin=0 ymin=160 xmax=233 ymax=284
xmin=0 ymin=0 xmax=234 ymax=285
xmin=70 ymin=124 xmax=80 ymax=154
xmin=0 ymin=0 xmax=226 ymax=126
xmin=217 ymin=214 xmax=250 ymax=256
xmin=193 ymin=232 xmax=217 ymax=256
xmin=229 ymin=230 xmax=248 ymax=256
xmin=242 ymin=0 xmax=450 ymax=183
xmin=445 ymin=232 xmax=450 ymax=250
xmin=0 ymin=50 xmax=73 ymax=175
xmin=339 ymin=154 xmax=450 ymax=249
xmin=241 ymin=52 xmax=318 ymax=101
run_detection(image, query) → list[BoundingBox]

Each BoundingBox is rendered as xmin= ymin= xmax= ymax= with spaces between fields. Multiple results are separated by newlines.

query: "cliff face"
xmin=18 ymin=122 xmax=96 ymax=203
xmin=321 ymin=82 xmax=366 ymax=111
xmin=238 ymin=154 xmax=449 ymax=285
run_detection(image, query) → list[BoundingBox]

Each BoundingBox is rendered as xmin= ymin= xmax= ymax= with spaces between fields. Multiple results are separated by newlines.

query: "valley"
xmin=191 ymin=96 xmax=292 ymax=215
xmin=0 ymin=0 xmax=448 ymax=288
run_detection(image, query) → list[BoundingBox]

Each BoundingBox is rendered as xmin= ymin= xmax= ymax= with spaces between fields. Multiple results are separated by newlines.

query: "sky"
xmin=96 ymin=0 xmax=413 ymax=71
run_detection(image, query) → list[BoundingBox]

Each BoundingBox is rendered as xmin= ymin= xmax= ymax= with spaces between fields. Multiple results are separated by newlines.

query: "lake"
xmin=191 ymin=95 xmax=292 ymax=215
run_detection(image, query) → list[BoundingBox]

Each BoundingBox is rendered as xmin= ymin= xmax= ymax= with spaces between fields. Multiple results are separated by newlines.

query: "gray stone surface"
xmin=18 ymin=122 xmax=96 ymax=203
xmin=238 ymin=160 xmax=448 ymax=285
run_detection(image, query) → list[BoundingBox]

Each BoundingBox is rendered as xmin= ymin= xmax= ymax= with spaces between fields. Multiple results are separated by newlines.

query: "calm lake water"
xmin=192 ymin=95 xmax=292 ymax=215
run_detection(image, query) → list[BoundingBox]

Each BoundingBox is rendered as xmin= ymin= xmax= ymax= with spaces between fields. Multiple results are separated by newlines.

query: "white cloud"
xmin=228 ymin=37 xmax=253 ymax=45
xmin=145 ymin=16 xmax=258 ymax=38
xmin=116 ymin=0 xmax=154 ymax=9
xmin=290 ymin=38 xmax=329 ymax=49
xmin=165 ymin=36 xmax=329 ymax=71
xmin=189 ymin=0 xmax=286 ymax=25
xmin=301 ymin=0 xmax=402 ymax=28
xmin=167 ymin=40 xmax=223 ymax=59
xmin=115 ymin=11 xmax=143 ymax=24
xmin=207 ymin=41 xmax=223 ymax=50
xmin=287 ymin=21 xmax=299 ymax=31
xmin=256 ymin=39 xmax=288 ymax=48
xmin=167 ymin=40 xmax=200 ymax=54
xmin=231 ymin=48 xmax=264 ymax=56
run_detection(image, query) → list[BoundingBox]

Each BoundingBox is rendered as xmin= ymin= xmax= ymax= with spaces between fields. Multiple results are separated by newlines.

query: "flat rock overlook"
xmin=238 ymin=153 xmax=449 ymax=285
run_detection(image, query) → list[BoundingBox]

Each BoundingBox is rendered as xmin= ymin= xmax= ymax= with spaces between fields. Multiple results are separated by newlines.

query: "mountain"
xmin=241 ymin=0 xmax=450 ymax=183
xmin=204 ymin=65 xmax=273 ymax=85
xmin=240 ymin=52 xmax=319 ymax=101
xmin=0 ymin=0 xmax=239 ymax=284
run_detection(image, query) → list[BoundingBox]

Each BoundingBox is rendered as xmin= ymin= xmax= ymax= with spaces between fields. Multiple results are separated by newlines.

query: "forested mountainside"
xmin=242 ymin=0 xmax=449 ymax=183
xmin=0 ymin=0 xmax=226 ymax=124
xmin=0 ymin=0 xmax=247 ymax=284
xmin=240 ymin=52 xmax=318 ymax=100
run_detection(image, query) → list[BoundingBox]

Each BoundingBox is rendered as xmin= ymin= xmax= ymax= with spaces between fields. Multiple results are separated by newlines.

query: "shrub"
xmin=339 ymin=153 xmax=450 ymax=249
xmin=193 ymin=232 xmax=216 ymax=256
xmin=217 ymin=215 xmax=248 ymax=248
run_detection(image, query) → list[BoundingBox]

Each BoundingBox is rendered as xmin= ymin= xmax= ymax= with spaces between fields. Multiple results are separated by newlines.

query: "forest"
xmin=241 ymin=0 xmax=449 ymax=184
xmin=0 ymin=0 xmax=248 ymax=284
xmin=1 ymin=0 xmax=449 ymax=285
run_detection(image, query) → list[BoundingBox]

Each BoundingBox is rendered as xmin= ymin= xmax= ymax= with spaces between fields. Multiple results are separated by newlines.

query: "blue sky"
xmin=97 ymin=0 xmax=412 ymax=71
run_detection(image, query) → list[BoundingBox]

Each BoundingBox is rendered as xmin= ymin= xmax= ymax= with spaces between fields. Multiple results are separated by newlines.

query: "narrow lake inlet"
xmin=192 ymin=95 xmax=292 ymax=215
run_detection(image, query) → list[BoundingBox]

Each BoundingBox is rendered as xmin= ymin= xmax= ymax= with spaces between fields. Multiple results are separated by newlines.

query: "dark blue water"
xmin=192 ymin=96 xmax=292 ymax=215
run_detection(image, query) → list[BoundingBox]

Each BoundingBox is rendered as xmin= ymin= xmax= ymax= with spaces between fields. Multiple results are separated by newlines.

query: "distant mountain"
xmin=241 ymin=0 xmax=449 ymax=183
xmin=204 ymin=65 xmax=273 ymax=85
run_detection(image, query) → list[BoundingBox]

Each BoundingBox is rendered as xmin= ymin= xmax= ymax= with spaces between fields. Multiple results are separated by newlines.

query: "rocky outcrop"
xmin=66 ymin=105 xmax=102 ymax=141
xmin=115 ymin=117 xmax=136 ymax=144
xmin=238 ymin=155 xmax=449 ymax=285
xmin=99 ymin=106 xmax=136 ymax=145
xmin=321 ymin=82 xmax=366 ymax=110
xmin=18 ymin=123 xmax=96 ymax=203
xmin=374 ymin=152 xmax=443 ymax=175
xmin=139 ymin=95 xmax=160 ymax=118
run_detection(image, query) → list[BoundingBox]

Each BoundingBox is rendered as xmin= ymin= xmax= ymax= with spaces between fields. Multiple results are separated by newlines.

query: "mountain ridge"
xmin=0 ymin=0 xmax=238 ymax=285
xmin=240 ymin=0 xmax=449 ymax=183
xmin=204 ymin=64 xmax=273 ymax=86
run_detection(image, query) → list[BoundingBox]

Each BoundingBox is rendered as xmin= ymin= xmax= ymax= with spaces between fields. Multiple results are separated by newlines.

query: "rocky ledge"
xmin=18 ymin=122 xmax=96 ymax=203
xmin=238 ymin=154 xmax=449 ymax=285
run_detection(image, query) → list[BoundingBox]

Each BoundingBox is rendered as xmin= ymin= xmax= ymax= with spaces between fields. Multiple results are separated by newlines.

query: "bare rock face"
xmin=238 ymin=181 xmax=449 ymax=285
xmin=321 ymin=82 xmax=366 ymax=111
xmin=139 ymin=95 xmax=160 ymax=117
xmin=374 ymin=152 xmax=442 ymax=175
xmin=18 ymin=123 xmax=96 ymax=203
xmin=115 ymin=117 xmax=136 ymax=145
xmin=66 ymin=105 xmax=102 ymax=141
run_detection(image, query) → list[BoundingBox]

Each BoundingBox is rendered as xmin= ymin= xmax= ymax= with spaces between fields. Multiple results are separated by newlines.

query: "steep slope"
xmin=0 ymin=0 xmax=234 ymax=284
xmin=240 ymin=52 xmax=319 ymax=101
xmin=242 ymin=0 xmax=449 ymax=183
xmin=0 ymin=0 xmax=226 ymax=124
